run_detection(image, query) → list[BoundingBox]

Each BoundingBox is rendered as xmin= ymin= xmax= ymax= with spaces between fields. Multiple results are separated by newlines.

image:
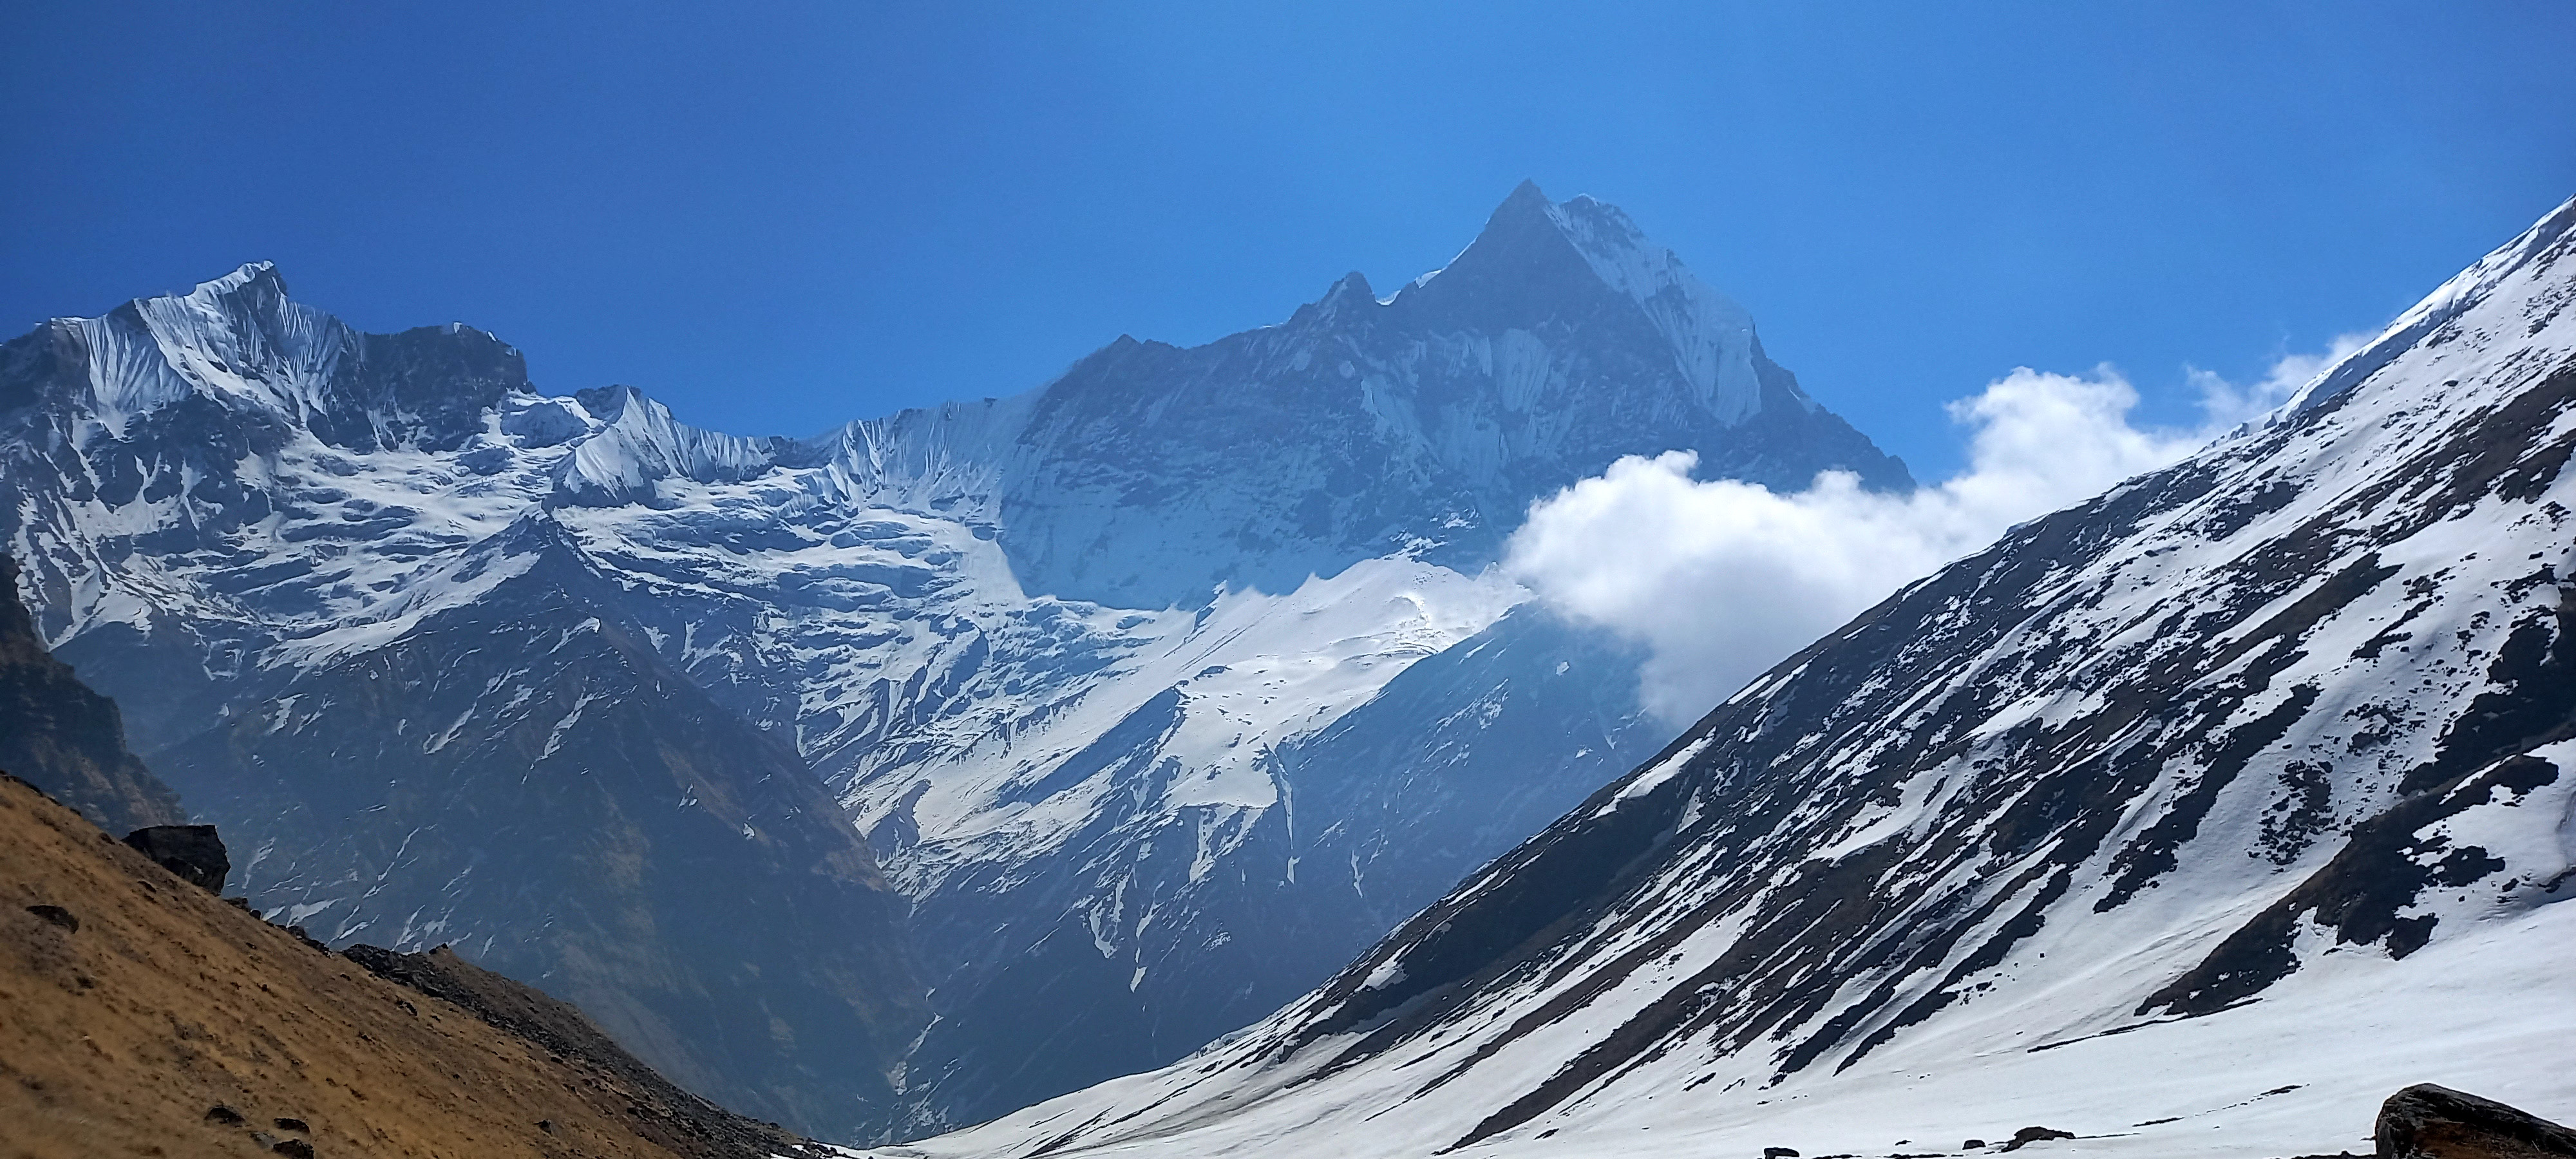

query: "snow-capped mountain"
xmin=867 ymin=198 xmax=2576 ymax=1159
xmin=0 ymin=269 xmax=932 ymax=1136
xmin=0 ymin=184 xmax=1905 ymax=1138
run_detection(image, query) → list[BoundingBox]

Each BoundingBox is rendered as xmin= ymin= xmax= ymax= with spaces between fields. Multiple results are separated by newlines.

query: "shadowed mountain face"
xmin=875 ymin=200 xmax=2576 ymax=1159
xmin=985 ymin=181 xmax=1909 ymax=609
xmin=147 ymin=520 xmax=933 ymax=1138
xmin=0 ymin=554 xmax=185 ymax=834
xmin=0 ymin=185 xmax=1905 ymax=1138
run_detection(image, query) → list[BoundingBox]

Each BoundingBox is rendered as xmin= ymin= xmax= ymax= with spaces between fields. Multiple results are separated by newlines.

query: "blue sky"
xmin=6 ymin=2 xmax=2573 ymax=477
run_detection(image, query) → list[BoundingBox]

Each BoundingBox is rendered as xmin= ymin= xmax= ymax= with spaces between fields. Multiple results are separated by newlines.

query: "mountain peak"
xmin=1383 ymin=184 xmax=1772 ymax=428
xmin=182 ymin=261 xmax=290 ymax=312
xmin=1419 ymin=183 xmax=1719 ymax=315
xmin=1490 ymin=177 xmax=1552 ymax=220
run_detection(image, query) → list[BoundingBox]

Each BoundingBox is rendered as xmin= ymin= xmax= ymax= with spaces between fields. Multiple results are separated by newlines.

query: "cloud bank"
xmin=1504 ymin=341 xmax=2369 ymax=726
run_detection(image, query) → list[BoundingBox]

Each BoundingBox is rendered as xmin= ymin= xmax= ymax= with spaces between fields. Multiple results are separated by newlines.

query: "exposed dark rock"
xmin=204 ymin=1104 xmax=245 ymax=1126
xmin=121 ymin=824 xmax=229 ymax=894
xmin=1766 ymin=1147 xmax=1803 ymax=1157
xmin=0 ymin=555 xmax=187 ymax=834
xmin=1964 ymin=1140 xmax=1988 ymax=1149
xmin=2377 ymin=1083 xmax=2576 ymax=1159
xmin=2000 ymin=1126 xmax=2074 ymax=1150
xmin=274 ymin=1116 xmax=308 ymax=1132
xmin=24 ymin=903 xmax=76 ymax=932
xmin=270 ymin=1138 xmax=316 ymax=1158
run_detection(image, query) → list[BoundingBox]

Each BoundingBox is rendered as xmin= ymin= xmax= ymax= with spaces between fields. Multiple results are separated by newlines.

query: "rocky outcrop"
xmin=2378 ymin=1085 xmax=2576 ymax=1159
xmin=119 ymin=824 xmax=229 ymax=893
xmin=0 ymin=555 xmax=185 ymax=834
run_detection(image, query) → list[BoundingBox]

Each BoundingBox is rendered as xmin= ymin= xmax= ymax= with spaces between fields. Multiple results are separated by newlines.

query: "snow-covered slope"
xmin=865 ymin=198 xmax=2576 ymax=1159
xmin=0 ymin=185 xmax=1903 ymax=1138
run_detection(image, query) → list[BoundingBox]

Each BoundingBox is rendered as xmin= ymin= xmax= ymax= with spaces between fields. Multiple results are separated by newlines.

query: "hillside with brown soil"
xmin=0 ymin=771 xmax=834 ymax=1159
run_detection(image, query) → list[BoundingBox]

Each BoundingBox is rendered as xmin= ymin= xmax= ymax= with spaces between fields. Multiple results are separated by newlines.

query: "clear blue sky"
xmin=7 ymin=2 xmax=2573 ymax=477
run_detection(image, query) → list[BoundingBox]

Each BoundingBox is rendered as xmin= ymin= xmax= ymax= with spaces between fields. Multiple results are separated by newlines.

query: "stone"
xmin=2378 ymin=1084 xmax=2576 ymax=1159
xmin=122 ymin=825 xmax=229 ymax=894
xmin=24 ymin=903 xmax=76 ymax=932
xmin=2001 ymin=1127 xmax=2075 ymax=1151
xmin=204 ymin=1105 xmax=245 ymax=1126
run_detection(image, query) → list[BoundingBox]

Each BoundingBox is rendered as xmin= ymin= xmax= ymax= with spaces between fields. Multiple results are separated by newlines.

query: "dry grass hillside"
xmin=0 ymin=773 xmax=831 ymax=1159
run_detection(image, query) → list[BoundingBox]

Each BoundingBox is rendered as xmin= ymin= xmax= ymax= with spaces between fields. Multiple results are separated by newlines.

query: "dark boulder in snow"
xmin=2376 ymin=1084 xmax=2576 ymax=1159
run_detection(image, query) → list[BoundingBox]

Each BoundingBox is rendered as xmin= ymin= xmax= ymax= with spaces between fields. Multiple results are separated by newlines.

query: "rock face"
xmin=868 ymin=200 xmax=2576 ymax=1159
xmin=0 ymin=185 xmax=1899 ymax=1136
xmin=0 ymin=555 xmax=185 ymax=834
xmin=120 ymin=824 xmax=229 ymax=893
xmin=2378 ymin=1085 xmax=2576 ymax=1159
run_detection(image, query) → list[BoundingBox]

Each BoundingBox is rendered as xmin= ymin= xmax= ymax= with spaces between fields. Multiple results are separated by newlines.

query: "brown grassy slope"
xmin=0 ymin=773 xmax=828 ymax=1159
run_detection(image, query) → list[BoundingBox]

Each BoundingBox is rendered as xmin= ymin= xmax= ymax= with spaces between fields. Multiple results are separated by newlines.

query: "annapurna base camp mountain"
xmin=851 ymin=199 xmax=2576 ymax=1158
xmin=0 ymin=183 xmax=1911 ymax=1140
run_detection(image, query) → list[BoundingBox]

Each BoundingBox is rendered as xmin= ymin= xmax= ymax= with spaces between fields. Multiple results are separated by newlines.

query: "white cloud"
xmin=2190 ymin=333 xmax=2373 ymax=431
xmin=1504 ymin=343 xmax=2369 ymax=726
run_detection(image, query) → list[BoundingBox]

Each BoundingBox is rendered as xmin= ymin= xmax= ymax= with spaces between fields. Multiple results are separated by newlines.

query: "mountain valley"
xmin=1 ymin=184 xmax=1900 ymax=1140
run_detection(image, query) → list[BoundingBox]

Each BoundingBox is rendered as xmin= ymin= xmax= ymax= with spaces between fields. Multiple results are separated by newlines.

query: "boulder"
xmin=2378 ymin=1084 xmax=2576 ymax=1159
xmin=122 ymin=824 xmax=229 ymax=894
